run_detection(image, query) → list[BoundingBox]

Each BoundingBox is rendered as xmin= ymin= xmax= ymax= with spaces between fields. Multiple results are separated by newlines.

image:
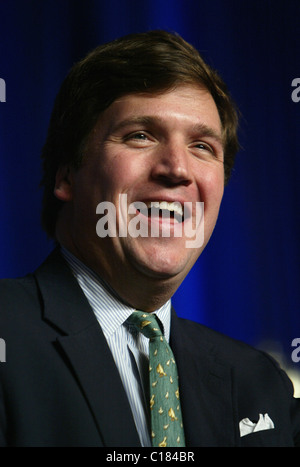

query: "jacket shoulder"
xmin=0 ymin=275 xmax=40 ymax=317
xmin=0 ymin=248 xmax=64 ymax=318
xmin=177 ymin=316 xmax=292 ymax=388
xmin=178 ymin=315 xmax=267 ymax=356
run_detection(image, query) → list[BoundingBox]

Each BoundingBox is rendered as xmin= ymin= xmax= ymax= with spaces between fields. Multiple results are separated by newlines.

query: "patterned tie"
xmin=127 ymin=310 xmax=185 ymax=447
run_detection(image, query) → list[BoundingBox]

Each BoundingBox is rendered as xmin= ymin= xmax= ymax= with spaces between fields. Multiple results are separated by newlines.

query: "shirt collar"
xmin=60 ymin=247 xmax=171 ymax=342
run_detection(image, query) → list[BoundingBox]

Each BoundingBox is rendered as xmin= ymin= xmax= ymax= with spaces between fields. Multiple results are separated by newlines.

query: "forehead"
xmin=94 ymin=84 xmax=222 ymax=137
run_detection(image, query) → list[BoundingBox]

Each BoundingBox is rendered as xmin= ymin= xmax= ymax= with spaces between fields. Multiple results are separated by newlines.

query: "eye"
xmin=190 ymin=140 xmax=223 ymax=162
xmin=124 ymin=131 xmax=153 ymax=147
xmin=127 ymin=132 xmax=149 ymax=141
xmin=194 ymin=142 xmax=214 ymax=153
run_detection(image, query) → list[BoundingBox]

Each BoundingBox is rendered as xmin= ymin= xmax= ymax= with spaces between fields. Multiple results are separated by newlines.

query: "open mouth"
xmin=135 ymin=201 xmax=184 ymax=223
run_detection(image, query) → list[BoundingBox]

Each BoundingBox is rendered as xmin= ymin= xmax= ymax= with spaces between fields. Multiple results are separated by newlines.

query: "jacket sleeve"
xmin=0 ymin=376 xmax=7 ymax=446
xmin=263 ymin=350 xmax=300 ymax=446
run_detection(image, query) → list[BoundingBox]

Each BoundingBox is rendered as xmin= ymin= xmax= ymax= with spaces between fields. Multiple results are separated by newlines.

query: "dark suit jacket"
xmin=0 ymin=249 xmax=300 ymax=447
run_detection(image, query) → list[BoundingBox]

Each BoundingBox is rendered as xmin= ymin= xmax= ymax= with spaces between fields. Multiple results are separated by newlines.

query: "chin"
xmin=131 ymin=246 xmax=196 ymax=281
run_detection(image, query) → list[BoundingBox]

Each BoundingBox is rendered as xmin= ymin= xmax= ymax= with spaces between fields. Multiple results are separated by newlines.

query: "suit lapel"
xmin=35 ymin=249 xmax=140 ymax=447
xmin=34 ymin=249 xmax=239 ymax=447
xmin=170 ymin=310 xmax=239 ymax=447
xmin=56 ymin=328 xmax=140 ymax=446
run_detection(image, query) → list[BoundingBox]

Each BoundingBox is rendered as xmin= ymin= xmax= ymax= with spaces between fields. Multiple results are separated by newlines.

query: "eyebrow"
xmin=109 ymin=116 xmax=158 ymax=132
xmin=109 ymin=116 xmax=224 ymax=147
xmin=190 ymin=122 xmax=224 ymax=147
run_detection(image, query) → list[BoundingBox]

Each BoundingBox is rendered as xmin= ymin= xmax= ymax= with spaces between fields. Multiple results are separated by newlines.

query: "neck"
xmin=59 ymin=243 xmax=181 ymax=312
xmin=55 ymin=217 xmax=186 ymax=312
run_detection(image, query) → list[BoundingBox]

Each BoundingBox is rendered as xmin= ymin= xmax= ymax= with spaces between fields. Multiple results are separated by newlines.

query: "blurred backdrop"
xmin=0 ymin=0 xmax=299 ymax=384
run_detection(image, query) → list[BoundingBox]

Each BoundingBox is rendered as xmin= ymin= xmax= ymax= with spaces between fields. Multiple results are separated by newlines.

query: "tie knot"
xmin=127 ymin=311 xmax=163 ymax=339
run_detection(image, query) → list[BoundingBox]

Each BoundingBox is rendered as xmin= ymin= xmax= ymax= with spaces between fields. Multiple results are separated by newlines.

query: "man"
xmin=0 ymin=30 xmax=299 ymax=447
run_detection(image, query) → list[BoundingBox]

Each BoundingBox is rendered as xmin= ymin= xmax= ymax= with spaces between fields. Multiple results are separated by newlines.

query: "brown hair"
xmin=40 ymin=30 xmax=239 ymax=237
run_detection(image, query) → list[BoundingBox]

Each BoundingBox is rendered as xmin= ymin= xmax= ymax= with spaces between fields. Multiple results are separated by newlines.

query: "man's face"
xmin=56 ymin=85 xmax=224 ymax=305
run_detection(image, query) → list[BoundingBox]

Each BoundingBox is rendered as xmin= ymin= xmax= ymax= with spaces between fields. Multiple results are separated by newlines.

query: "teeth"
xmin=134 ymin=200 xmax=184 ymax=222
xmin=148 ymin=201 xmax=183 ymax=217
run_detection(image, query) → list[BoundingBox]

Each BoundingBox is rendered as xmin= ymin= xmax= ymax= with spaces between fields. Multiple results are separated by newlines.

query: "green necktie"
xmin=127 ymin=310 xmax=185 ymax=447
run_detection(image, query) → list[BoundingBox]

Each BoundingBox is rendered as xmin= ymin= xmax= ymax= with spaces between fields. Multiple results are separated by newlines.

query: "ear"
xmin=54 ymin=165 xmax=74 ymax=202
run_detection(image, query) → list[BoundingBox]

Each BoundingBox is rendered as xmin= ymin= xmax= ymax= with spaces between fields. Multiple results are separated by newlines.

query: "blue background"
xmin=0 ymin=0 xmax=299 ymax=368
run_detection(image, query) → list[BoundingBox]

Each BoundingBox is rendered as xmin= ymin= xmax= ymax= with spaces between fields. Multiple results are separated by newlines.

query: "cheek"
xmin=196 ymin=170 xmax=224 ymax=246
xmin=197 ymin=167 xmax=224 ymax=220
xmin=196 ymin=164 xmax=224 ymax=200
xmin=102 ymin=154 xmax=146 ymax=197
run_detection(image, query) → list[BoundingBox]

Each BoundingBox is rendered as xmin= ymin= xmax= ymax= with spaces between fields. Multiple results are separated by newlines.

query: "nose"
xmin=150 ymin=142 xmax=192 ymax=187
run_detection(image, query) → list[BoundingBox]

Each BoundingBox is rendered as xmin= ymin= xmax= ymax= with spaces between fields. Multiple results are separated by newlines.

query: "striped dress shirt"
xmin=61 ymin=247 xmax=171 ymax=447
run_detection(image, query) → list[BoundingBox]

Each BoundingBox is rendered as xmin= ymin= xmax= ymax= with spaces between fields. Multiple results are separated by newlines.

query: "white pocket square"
xmin=239 ymin=413 xmax=275 ymax=437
